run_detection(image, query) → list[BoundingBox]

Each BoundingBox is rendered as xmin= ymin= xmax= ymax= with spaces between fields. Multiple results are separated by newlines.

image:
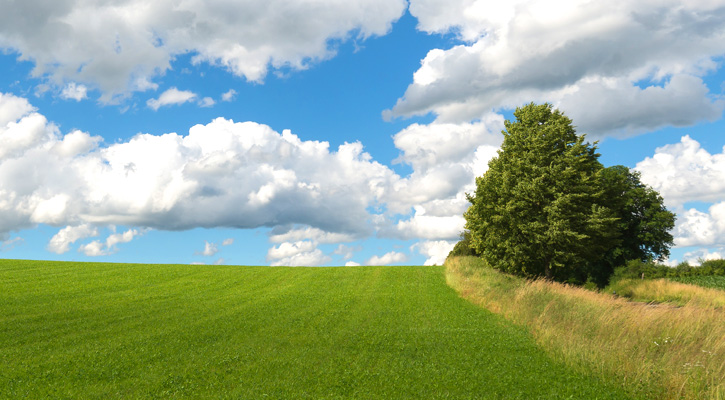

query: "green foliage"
xmin=0 ymin=259 xmax=629 ymax=399
xmin=465 ymin=103 xmax=618 ymax=282
xmin=464 ymin=103 xmax=674 ymax=286
xmin=671 ymin=275 xmax=725 ymax=290
xmin=588 ymin=166 xmax=675 ymax=285
xmin=611 ymin=258 xmax=725 ymax=282
xmin=446 ymin=230 xmax=480 ymax=259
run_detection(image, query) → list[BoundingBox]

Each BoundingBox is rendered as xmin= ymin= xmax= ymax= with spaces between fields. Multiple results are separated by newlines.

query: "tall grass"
xmin=606 ymin=278 xmax=725 ymax=308
xmin=445 ymin=256 xmax=725 ymax=400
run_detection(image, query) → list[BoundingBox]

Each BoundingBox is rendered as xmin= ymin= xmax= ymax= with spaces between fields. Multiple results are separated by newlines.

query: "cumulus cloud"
xmin=383 ymin=117 xmax=502 ymax=215
xmin=413 ymin=240 xmax=456 ymax=266
xmin=222 ymin=238 xmax=234 ymax=246
xmin=636 ymin=135 xmax=725 ymax=207
xmin=388 ymin=0 xmax=725 ymax=136
xmin=0 ymin=93 xmax=397 ymax=240
xmin=147 ymin=87 xmax=197 ymax=110
xmin=0 ymin=92 xmax=503 ymax=264
xmin=221 ymin=89 xmax=237 ymax=102
xmin=333 ymin=244 xmax=361 ymax=260
xmin=0 ymin=0 xmax=406 ymax=101
xmin=366 ymin=251 xmax=407 ymax=266
xmin=1 ymin=236 xmax=23 ymax=251
xmin=671 ymin=203 xmax=725 ymax=248
xmin=266 ymin=240 xmax=331 ymax=266
xmin=47 ymin=224 xmax=98 ymax=254
xmin=345 ymin=261 xmax=361 ymax=266
xmin=60 ymin=83 xmax=88 ymax=101
xmin=269 ymin=226 xmax=360 ymax=244
xmin=557 ymin=75 xmax=724 ymax=137
xmin=79 ymin=228 xmax=144 ymax=256
xmin=386 ymin=206 xmax=465 ymax=240
xmin=198 ymin=241 xmax=218 ymax=256
xmin=634 ymin=135 xmax=725 ymax=249
xmin=681 ymin=248 xmax=725 ymax=266
xmin=199 ymin=97 xmax=215 ymax=108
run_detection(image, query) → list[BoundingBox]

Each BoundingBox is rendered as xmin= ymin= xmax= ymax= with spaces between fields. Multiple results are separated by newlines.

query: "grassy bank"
xmin=445 ymin=256 xmax=725 ymax=400
xmin=0 ymin=259 xmax=630 ymax=399
xmin=606 ymin=278 xmax=725 ymax=308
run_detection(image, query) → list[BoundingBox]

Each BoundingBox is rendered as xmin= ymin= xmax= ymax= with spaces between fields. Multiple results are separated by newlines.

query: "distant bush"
xmin=446 ymin=230 xmax=480 ymax=259
xmin=611 ymin=258 xmax=725 ymax=282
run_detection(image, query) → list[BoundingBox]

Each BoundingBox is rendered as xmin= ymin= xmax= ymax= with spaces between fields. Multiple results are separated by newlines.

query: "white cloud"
xmin=222 ymin=238 xmax=234 ymax=246
xmin=389 ymin=0 xmax=725 ymax=136
xmin=198 ymin=240 xmax=218 ymax=256
xmin=681 ymin=248 xmax=725 ymax=266
xmin=147 ymin=88 xmax=197 ymax=111
xmin=557 ymin=75 xmax=724 ymax=137
xmin=386 ymin=206 xmax=465 ymax=240
xmin=267 ymin=240 xmax=317 ymax=260
xmin=60 ymin=83 xmax=88 ymax=101
xmin=392 ymin=115 xmax=503 ymax=171
xmin=365 ymin=251 xmax=407 ymax=266
xmin=1 ymin=236 xmax=23 ymax=251
xmin=0 ymin=0 xmax=406 ymax=101
xmin=79 ymin=240 xmax=106 ymax=257
xmin=0 ymin=93 xmax=398 ymax=239
xmin=79 ymin=228 xmax=144 ymax=256
xmin=333 ymin=244 xmax=361 ymax=260
xmin=383 ymin=118 xmax=502 ymax=216
xmin=221 ymin=89 xmax=237 ymax=102
xmin=0 ymin=92 xmax=506 ymax=264
xmin=672 ymin=203 xmax=725 ymax=248
xmin=47 ymin=224 xmax=98 ymax=254
xmin=199 ymin=97 xmax=215 ymax=108
xmin=413 ymin=240 xmax=456 ymax=266
xmin=266 ymin=240 xmax=331 ymax=266
xmin=634 ymin=135 xmax=725 ymax=249
xmin=636 ymin=135 xmax=725 ymax=207
xmin=345 ymin=261 xmax=361 ymax=266
xmin=269 ymin=226 xmax=359 ymax=244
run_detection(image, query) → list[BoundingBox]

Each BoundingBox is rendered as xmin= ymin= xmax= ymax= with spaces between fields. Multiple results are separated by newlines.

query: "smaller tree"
xmin=446 ymin=230 xmax=480 ymax=260
xmin=586 ymin=166 xmax=675 ymax=285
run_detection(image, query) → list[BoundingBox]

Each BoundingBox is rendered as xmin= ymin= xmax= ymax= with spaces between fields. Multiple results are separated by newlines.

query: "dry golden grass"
xmin=445 ymin=256 xmax=725 ymax=400
xmin=608 ymin=278 xmax=725 ymax=309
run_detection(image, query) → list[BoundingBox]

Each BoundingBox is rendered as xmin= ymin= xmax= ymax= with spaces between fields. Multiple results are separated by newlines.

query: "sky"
xmin=1 ymin=0 xmax=725 ymax=267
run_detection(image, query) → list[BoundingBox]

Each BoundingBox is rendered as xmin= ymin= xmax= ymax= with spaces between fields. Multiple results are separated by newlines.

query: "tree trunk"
xmin=544 ymin=262 xmax=552 ymax=280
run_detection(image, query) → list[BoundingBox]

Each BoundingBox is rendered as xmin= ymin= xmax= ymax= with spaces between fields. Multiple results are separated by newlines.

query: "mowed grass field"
xmin=0 ymin=260 xmax=631 ymax=399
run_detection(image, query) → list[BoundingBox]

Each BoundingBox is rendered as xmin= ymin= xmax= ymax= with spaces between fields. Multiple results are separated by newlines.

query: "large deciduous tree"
xmin=464 ymin=103 xmax=673 ymax=284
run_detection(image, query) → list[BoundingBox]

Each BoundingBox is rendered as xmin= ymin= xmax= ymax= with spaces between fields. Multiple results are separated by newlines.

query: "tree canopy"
xmin=463 ymin=103 xmax=674 ymax=285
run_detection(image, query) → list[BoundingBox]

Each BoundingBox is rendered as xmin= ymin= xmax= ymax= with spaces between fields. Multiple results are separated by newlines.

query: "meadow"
xmin=445 ymin=256 xmax=725 ymax=400
xmin=0 ymin=259 xmax=630 ymax=399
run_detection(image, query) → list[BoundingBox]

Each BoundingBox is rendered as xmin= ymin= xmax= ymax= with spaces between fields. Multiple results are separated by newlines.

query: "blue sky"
xmin=1 ymin=1 xmax=725 ymax=266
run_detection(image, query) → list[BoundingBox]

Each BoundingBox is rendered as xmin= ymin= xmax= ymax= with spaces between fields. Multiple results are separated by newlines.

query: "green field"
xmin=670 ymin=275 xmax=725 ymax=291
xmin=0 ymin=260 xmax=631 ymax=399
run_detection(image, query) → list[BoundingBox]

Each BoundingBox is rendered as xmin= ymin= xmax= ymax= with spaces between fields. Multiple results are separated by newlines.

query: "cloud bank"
xmin=0 ymin=91 xmax=504 ymax=261
xmin=388 ymin=0 xmax=725 ymax=137
xmin=0 ymin=0 xmax=407 ymax=101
